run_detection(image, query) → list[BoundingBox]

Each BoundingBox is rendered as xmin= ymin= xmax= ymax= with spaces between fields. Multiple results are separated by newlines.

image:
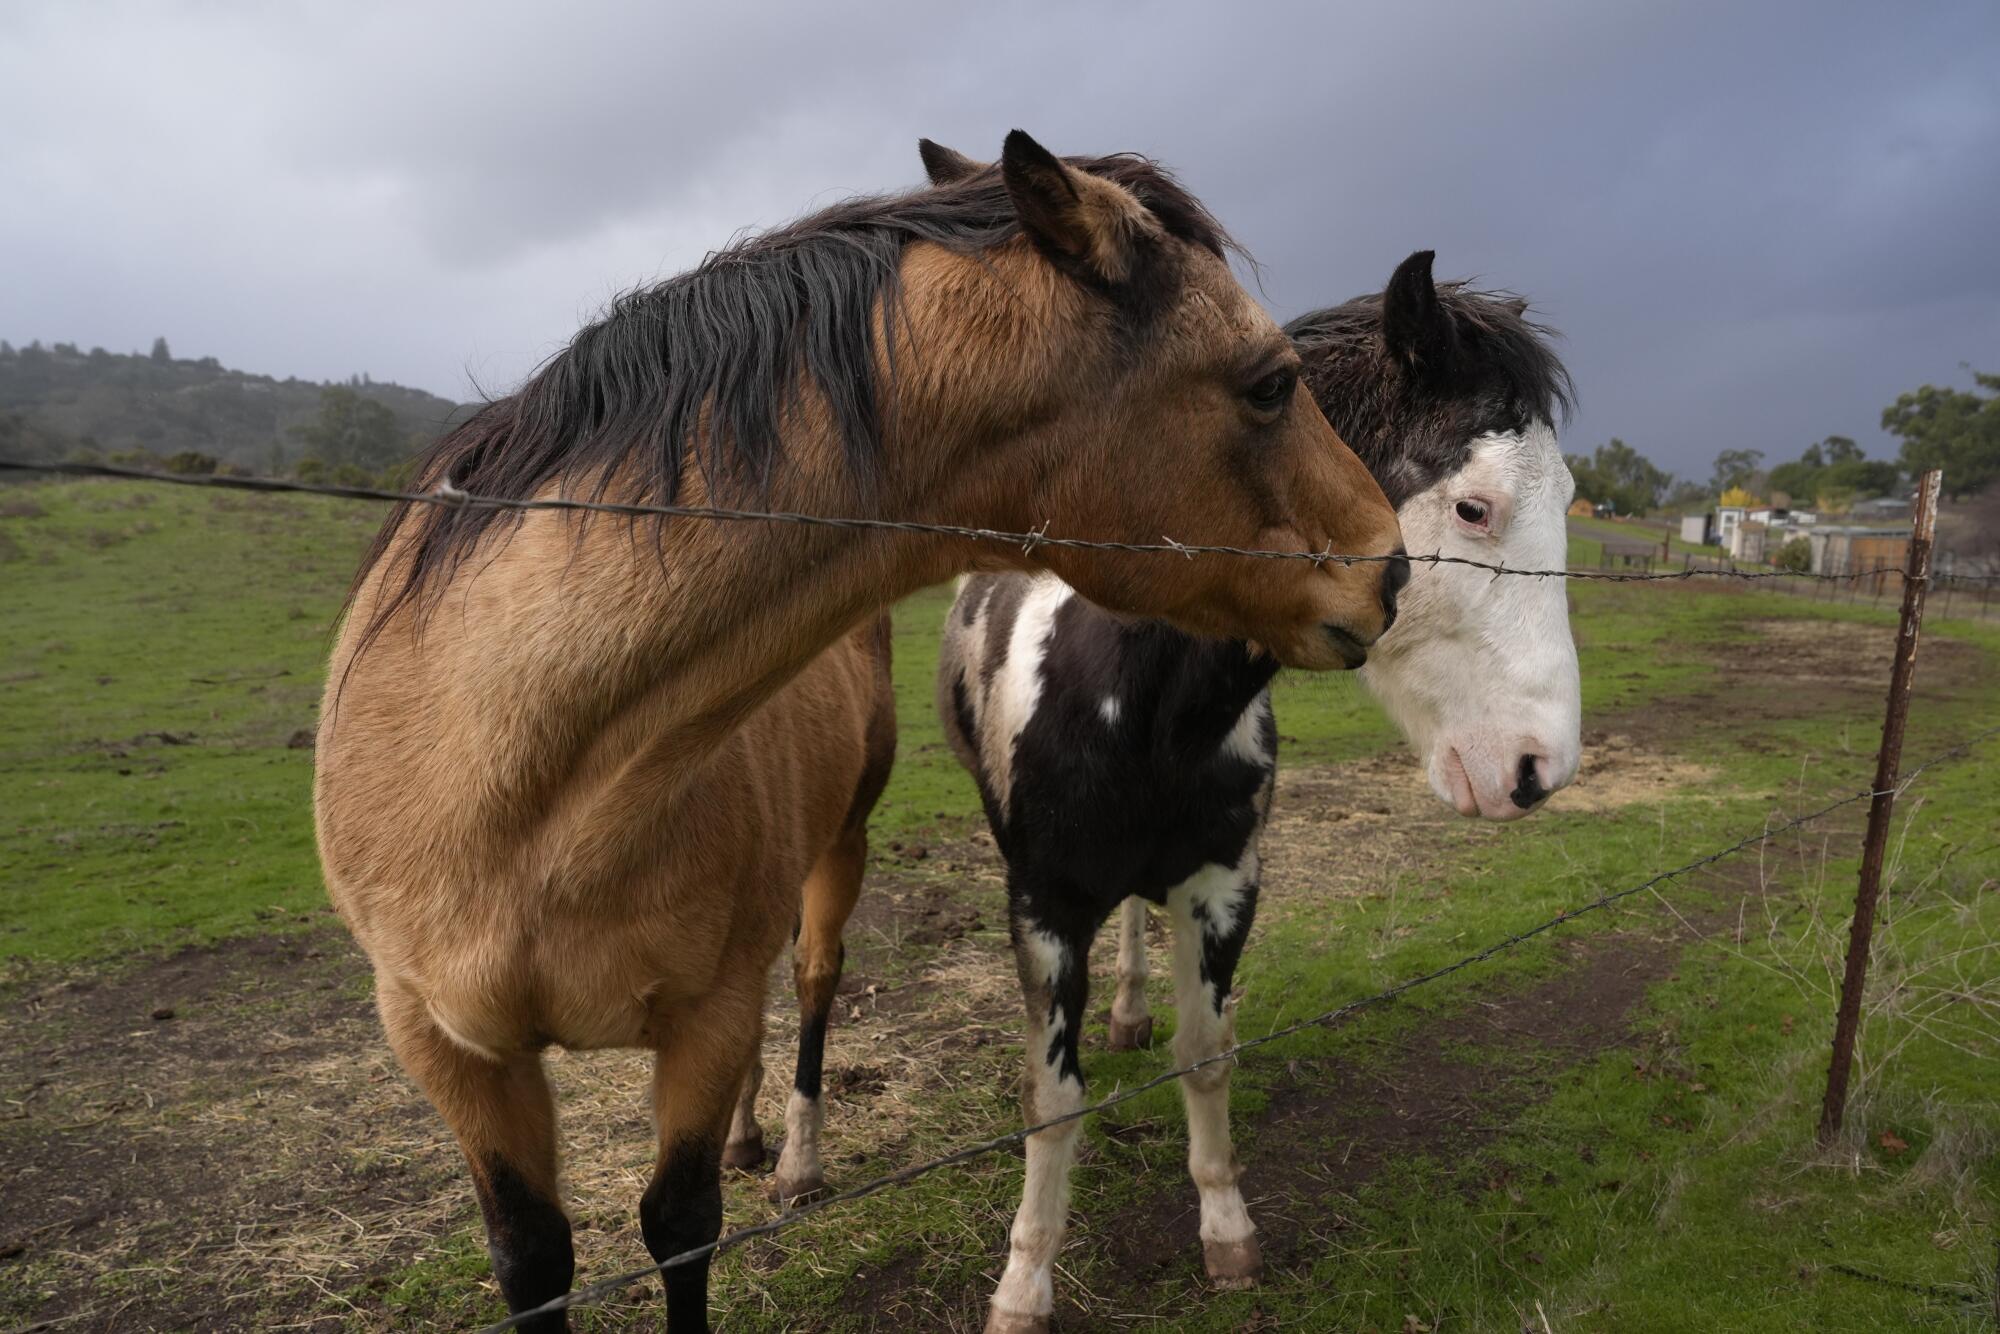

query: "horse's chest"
xmin=1003 ymin=706 xmax=1274 ymax=902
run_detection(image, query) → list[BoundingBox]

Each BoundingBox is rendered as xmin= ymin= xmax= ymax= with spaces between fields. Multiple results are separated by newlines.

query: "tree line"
xmin=1566 ymin=365 xmax=1998 ymax=517
xmin=7 ymin=339 xmax=1992 ymax=515
xmin=0 ymin=338 xmax=464 ymax=484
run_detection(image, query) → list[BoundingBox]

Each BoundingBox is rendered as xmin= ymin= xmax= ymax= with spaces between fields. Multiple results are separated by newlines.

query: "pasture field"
xmin=3 ymin=479 xmax=1998 ymax=1332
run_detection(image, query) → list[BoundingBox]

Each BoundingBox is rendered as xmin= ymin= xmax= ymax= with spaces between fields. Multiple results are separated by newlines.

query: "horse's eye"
xmin=1455 ymin=499 xmax=1489 ymax=526
xmin=1245 ymin=369 xmax=1296 ymax=414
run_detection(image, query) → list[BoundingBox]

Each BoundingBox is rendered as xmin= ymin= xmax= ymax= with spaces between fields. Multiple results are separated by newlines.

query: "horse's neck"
xmin=431 ymin=498 xmax=938 ymax=822
xmin=628 ymin=521 xmax=929 ymax=764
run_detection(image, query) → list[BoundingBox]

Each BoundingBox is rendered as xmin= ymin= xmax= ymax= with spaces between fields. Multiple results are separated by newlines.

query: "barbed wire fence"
xmin=2 ymin=457 xmax=1991 ymax=1327
xmin=6 ymin=457 xmax=1997 ymax=585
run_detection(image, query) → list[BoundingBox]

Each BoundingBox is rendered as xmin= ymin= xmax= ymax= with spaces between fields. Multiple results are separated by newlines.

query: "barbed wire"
xmin=6 ymin=457 xmax=1990 ymax=586
xmin=482 ymin=723 xmax=2000 ymax=1331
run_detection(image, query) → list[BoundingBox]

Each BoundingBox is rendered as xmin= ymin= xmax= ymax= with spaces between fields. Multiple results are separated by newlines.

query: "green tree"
xmin=1819 ymin=457 xmax=1898 ymax=498
xmin=288 ymin=385 xmax=409 ymax=470
xmin=1564 ymin=437 xmax=1672 ymax=516
xmin=149 ymin=336 xmax=172 ymax=363
xmin=1709 ymin=448 xmax=1764 ymax=494
xmin=1766 ymin=436 xmax=1890 ymax=505
xmin=1765 ymin=458 xmax=1819 ymax=502
xmin=1882 ymin=369 xmax=2000 ymax=500
xmin=1774 ymin=536 xmax=1811 ymax=572
xmin=1661 ymin=479 xmax=1712 ymax=514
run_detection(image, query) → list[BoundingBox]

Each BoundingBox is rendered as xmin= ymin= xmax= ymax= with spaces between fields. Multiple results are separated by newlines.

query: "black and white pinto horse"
xmin=937 ymin=251 xmax=1581 ymax=1333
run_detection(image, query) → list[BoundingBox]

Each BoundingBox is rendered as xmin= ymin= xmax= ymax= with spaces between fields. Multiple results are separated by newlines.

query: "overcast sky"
xmin=4 ymin=1 xmax=1995 ymax=480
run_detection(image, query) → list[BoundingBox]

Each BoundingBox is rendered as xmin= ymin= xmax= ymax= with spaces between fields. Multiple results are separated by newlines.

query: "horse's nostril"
xmin=1379 ymin=550 xmax=1411 ymax=631
xmin=1510 ymin=753 xmax=1547 ymax=810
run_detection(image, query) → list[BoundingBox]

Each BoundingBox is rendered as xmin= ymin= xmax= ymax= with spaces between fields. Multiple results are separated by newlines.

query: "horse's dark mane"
xmin=1285 ymin=282 xmax=1574 ymax=505
xmin=346 ymin=153 xmax=1233 ymax=647
xmin=1286 ymin=282 xmax=1574 ymax=428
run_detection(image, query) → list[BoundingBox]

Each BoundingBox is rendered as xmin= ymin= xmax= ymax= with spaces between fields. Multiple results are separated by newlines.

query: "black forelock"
xmin=345 ymin=153 xmax=1236 ymax=649
xmin=1285 ymin=282 xmax=1575 ymax=506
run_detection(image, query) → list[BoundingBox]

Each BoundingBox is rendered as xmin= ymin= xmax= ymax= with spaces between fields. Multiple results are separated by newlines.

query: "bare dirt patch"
xmin=1745 ymin=618 xmax=1902 ymax=687
xmin=1552 ymin=732 xmax=1718 ymax=813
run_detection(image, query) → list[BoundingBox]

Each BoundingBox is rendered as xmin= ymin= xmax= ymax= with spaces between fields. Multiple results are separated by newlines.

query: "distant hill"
xmin=0 ymin=338 xmax=468 ymax=472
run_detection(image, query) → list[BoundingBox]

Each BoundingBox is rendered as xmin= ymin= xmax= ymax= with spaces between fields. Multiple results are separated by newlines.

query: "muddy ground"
xmin=0 ymin=617 xmax=1977 ymax=1331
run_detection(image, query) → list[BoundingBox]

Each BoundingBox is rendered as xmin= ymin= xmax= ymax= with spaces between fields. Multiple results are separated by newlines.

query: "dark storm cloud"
xmin=3 ymin=0 xmax=1994 ymax=478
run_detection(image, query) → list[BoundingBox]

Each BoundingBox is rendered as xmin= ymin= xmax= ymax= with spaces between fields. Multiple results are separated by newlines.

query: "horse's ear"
xmin=1382 ymin=250 xmax=1456 ymax=378
xmin=918 ymin=138 xmax=984 ymax=186
xmin=1000 ymin=129 xmax=1155 ymax=286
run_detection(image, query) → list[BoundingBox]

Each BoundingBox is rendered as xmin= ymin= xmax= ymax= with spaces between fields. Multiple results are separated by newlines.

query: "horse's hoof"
xmin=983 ymin=1308 xmax=1051 ymax=1334
xmin=770 ymin=1171 xmax=825 ymax=1207
xmin=721 ymin=1132 xmax=766 ymax=1171
xmin=1107 ymin=1015 xmax=1152 ymax=1051
xmin=1204 ymin=1235 xmax=1262 ymax=1289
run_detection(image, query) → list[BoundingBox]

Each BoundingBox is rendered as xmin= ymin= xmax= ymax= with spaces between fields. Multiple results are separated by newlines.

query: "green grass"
xmin=1 ymin=484 xmax=376 ymax=961
xmin=701 ymin=672 xmax=2000 ymax=1332
xmin=6 ymin=477 xmax=1998 ymax=1331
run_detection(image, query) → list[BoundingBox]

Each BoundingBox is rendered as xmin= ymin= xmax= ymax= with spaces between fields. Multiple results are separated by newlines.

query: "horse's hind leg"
xmin=1108 ymin=896 xmax=1153 ymax=1050
xmin=377 ymin=982 xmax=573 ymax=1330
xmin=772 ymin=823 xmax=866 ymax=1205
xmin=1166 ymin=860 xmax=1262 ymax=1288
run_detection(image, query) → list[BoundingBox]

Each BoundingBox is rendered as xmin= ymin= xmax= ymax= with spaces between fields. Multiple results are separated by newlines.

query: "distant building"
xmin=1850 ymin=496 xmax=1911 ymax=522
xmin=1680 ymin=512 xmax=1716 ymax=546
xmin=1716 ymin=504 xmax=1750 ymax=549
xmin=1808 ymin=525 xmax=1911 ymax=577
xmin=1747 ymin=505 xmax=1817 ymax=529
xmin=1729 ymin=519 xmax=1769 ymax=564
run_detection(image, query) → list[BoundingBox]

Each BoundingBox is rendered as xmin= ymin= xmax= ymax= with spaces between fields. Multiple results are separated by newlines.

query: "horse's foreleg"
xmin=772 ymin=824 xmax=866 ymax=1205
xmin=1167 ymin=859 xmax=1262 ymax=1288
xmin=642 ymin=982 xmax=764 ymax=1334
xmin=988 ymin=900 xmax=1091 ymax=1334
xmin=1107 ymin=896 xmax=1153 ymax=1050
xmin=378 ymin=981 xmax=573 ymax=1331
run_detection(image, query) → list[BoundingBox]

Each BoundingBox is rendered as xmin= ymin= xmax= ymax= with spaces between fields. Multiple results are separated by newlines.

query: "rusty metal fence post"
xmin=1817 ymin=470 xmax=1944 ymax=1146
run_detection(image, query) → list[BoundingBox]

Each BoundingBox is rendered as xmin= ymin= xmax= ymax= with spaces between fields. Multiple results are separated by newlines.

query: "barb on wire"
xmin=8 ymin=457 xmax=1992 ymax=586
xmin=482 ymin=725 xmax=2000 ymax=1331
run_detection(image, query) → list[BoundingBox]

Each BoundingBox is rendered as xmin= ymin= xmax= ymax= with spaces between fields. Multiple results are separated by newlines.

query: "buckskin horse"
xmin=315 ymin=131 xmax=1406 ymax=1331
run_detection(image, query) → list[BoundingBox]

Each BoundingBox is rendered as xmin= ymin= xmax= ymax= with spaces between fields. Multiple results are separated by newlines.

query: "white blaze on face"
xmin=1360 ymin=423 xmax=1582 ymax=821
